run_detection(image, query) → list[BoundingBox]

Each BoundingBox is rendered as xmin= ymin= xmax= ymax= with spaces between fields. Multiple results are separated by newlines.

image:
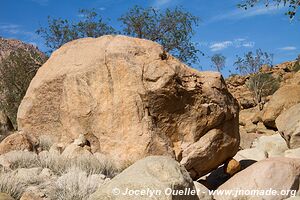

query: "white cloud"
xmin=278 ymin=46 xmax=297 ymax=51
xmin=209 ymin=38 xmax=255 ymax=51
xmin=210 ymin=41 xmax=233 ymax=51
xmin=209 ymin=4 xmax=284 ymax=23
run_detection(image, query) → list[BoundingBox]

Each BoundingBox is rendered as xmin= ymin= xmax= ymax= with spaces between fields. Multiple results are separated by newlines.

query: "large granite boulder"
xmin=17 ymin=35 xmax=239 ymax=179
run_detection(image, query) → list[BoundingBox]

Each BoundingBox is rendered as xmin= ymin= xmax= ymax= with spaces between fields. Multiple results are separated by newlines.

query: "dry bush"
xmin=38 ymin=135 xmax=54 ymax=151
xmin=38 ymin=150 xmax=118 ymax=177
xmin=4 ymin=151 xmax=40 ymax=169
xmin=0 ymin=150 xmax=119 ymax=200
xmin=0 ymin=171 xmax=26 ymax=199
xmin=246 ymin=72 xmax=280 ymax=109
xmin=68 ymin=154 xmax=119 ymax=178
xmin=3 ymin=150 xmax=120 ymax=177
xmin=48 ymin=167 xmax=104 ymax=200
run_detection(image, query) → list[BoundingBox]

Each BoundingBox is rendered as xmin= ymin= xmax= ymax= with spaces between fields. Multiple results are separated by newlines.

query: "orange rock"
xmin=224 ymin=158 xmax=241 ymax=176
xmin=0 ymin=132 xmax=33 ymax=154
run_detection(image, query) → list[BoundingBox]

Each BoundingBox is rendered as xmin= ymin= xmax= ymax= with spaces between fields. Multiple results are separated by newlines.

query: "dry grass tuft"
xmin=4 ymin=151 xmax=40 ymax=169
xmin=0 ymin=171 xmax=26 ymax=199
xmin=48 ymin=167 xmax=104 ymax=200
xmin=38 ymin=135 xmax=54 ymax=151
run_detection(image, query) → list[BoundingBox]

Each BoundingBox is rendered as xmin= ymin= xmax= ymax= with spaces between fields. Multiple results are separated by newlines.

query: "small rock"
xmin=224 ymin=158 xmax=241 ymax=176
xmin=61 ymin=143 xmax=92 ymax=159
xmin=20 ymin=191 xmax=44 ymax=200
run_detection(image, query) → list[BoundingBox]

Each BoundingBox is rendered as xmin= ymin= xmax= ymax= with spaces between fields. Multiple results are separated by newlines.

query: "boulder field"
xmin=17 ymin=35 xmax=240 ymax=179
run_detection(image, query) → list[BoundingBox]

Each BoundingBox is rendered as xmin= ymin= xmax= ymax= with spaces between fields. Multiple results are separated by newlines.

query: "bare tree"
xmin=234 ymin=49 xmax=273 ymax=75
xmin=246 ymin=73 xmax=280 ymax=109
xmin=211 ymin=54 xmax=226 ymax=72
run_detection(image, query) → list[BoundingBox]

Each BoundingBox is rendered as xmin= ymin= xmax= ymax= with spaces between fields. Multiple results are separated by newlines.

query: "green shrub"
xmin=246 ymin=73 xmax=280 ymax=108
xmin=292 ymin=61 xmax=300 ymax=72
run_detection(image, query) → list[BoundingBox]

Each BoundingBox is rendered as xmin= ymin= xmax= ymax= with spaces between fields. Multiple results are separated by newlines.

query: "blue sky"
xmin=0 ymin=0 xmax=299 ymax=76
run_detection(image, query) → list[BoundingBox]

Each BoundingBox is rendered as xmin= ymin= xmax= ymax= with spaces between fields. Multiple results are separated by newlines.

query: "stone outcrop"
xmin=17 ymin=35 xmax=240 ymax=179
xmin=88 ymin=156 xmax=199 ymax=200
xmin=276 ymin=103 xmax=300 ymax=149
xmin=262 ymin=75 xmax=300 ymax=129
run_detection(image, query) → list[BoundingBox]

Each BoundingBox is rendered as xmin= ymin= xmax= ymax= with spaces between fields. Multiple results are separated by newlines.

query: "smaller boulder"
xmin=234 ymin=148 xmax=268 ymax=161
xmin=61 ymin=134 xmax=92 ymax=159
xmin=20 ymin=191 xmax=44 ymax=200
xmin=276 ymin=103 xmax=300 ymax=149
xmin=0 ymin=132 xmax=33 ymax=155
xmin=88 ymin=156 xmax=199 ymax=200
xmin=61 ymin=143 xmax=92 ymax=159
xmin=252 ymin=133 xmax=288 ymax=157
xmin=262 ymin=84 xmax=300 ymax=129
xmin=215 ymin=157 xmax=300 ymax=200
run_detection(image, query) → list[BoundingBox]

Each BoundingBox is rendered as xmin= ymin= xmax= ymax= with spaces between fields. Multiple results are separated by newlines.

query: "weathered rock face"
xmin=226 ymin=75 xmax=255 ymax=109
xmin=88 ymin=156 xmax=199 ymax=200
xmin=276 ymin=103 xmax=300 ymax=149
xmin=262 ymin=82 xmax=300 ymax=129
xmin=17 ymin=35 xmax=239 ymax=179
xmin=215 ymin=157 xmax=300 ymax=200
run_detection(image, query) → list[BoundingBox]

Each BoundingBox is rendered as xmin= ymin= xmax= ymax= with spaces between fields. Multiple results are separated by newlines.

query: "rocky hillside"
xmin=0 ymin=37 xmax=45 ymax=61
xmin=0 ymin=38 xmax=47 ymax=138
